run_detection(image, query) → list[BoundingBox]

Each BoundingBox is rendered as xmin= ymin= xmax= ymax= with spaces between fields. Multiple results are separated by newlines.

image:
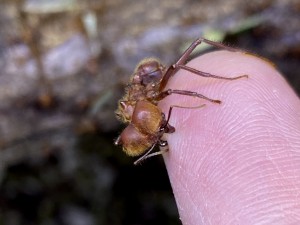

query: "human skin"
xmin=159 ymin=51 xmax=300 ymax=224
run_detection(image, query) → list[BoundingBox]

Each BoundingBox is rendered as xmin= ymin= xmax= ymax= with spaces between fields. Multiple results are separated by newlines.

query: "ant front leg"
xmin=134 ymin=141 xmax=169 ymax=165
xmin=134 ymin=103 xmax=206 ymax=165
xmin=156 ymin=89 xmax=221 ymax=104
xmin=159 ymin=37 xmax=248 ymax=91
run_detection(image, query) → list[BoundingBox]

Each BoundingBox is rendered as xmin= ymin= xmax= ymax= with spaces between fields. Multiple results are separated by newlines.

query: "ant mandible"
xmin=115 ymin=37 xmax=248 ymax=165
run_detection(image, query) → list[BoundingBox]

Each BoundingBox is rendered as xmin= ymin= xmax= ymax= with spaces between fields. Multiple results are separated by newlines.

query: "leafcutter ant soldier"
xmin=115 ymin=37 xmax=248 ymax=165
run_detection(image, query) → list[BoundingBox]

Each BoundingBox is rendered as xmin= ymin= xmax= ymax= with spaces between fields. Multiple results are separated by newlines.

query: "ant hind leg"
xmin=159 ymin=37 xmax=248 ymax=91
xmin=177 ymin=64 xmax=248 ymax=80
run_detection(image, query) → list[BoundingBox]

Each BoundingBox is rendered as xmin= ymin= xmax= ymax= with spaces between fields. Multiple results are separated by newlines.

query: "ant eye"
xmin=116 ymin=101 xmax=134 ymax=123
xmin=120 ymin=101 xmax=126 ymax=109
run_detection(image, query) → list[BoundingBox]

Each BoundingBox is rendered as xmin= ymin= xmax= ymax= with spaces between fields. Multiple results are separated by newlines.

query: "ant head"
xmin=131 ymin=101 xmax=163 ymax=135
xmin=131 ymin=58 xmax=165 ymax=86
xmin=118 ymin=124 xmax=153 ymax=157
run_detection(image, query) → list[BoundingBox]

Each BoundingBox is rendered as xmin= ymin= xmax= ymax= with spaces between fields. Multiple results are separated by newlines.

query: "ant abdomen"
xmin=132 ymin=58 xmax=165 ymax=85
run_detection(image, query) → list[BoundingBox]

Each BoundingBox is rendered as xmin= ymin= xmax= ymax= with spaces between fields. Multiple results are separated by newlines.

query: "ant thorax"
xmin=115 ymin=58 xmax=166 ymax=123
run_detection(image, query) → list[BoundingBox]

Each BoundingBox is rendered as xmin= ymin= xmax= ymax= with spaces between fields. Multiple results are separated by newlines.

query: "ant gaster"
xmin=115 ymin=37 xmax=248 ymax=165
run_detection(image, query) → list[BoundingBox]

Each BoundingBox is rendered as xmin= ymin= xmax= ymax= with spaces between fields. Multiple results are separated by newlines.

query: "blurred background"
xmin=0 ymin=0 xmax=299 ymax=224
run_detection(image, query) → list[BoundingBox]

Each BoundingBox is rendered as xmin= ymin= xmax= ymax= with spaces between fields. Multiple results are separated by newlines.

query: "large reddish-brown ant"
xmin=115 ymin=37 xmax=248 ymax=165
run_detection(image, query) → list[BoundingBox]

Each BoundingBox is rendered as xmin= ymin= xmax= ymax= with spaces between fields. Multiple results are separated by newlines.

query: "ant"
xmin=114 ymin=37 xmax=248 ymax=165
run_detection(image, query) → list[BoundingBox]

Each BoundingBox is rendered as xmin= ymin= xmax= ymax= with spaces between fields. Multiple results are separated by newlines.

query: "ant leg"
xmin=134 ymin=102 xmax=206 ymax=165
xmin=178 ymin=64 xmax=248 ymax=80
xmin=156 ymin=89 xmax=221 ymax=103
xmin=160 ymin=37 xmax=244 ymax=90
xmin=177 ymin=38 xmax=242 ymax=66
xmin=200 ymin=38 xmax=244 ymax=52
xmin=163 ymin=104 xmax=206 ymax=129
xmin=114 ymin=135 xmax=122 ymax=146
xmin=134 ymin=142 xmax=168 ymax=165
xmin=134 ymin=144 xmax=156 ymax=165
xmin=134 ymin=149 xmax=169 ymax=165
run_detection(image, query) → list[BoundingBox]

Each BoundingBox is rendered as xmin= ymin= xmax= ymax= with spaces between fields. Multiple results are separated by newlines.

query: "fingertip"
xmin=160 ymin=50 xmax=300 ymax=224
